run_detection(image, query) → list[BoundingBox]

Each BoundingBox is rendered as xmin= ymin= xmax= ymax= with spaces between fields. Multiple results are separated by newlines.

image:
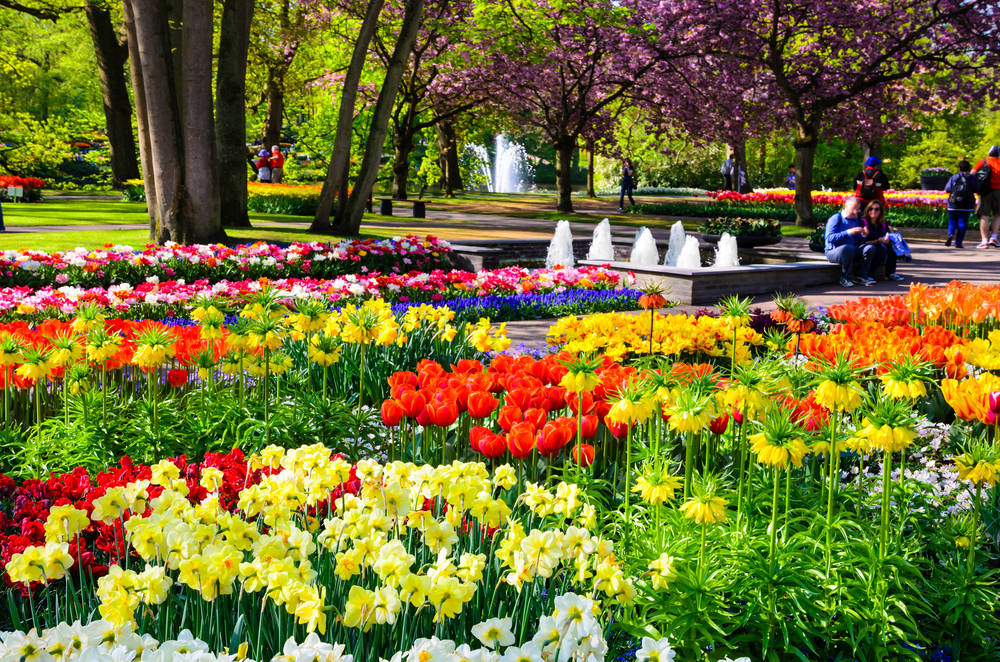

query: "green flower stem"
xmin=769 ymin=466 xmax=781 ymax=565
xmin=783 ymin=465 xmax=792 ymax=543
xmin=824 ymin=408 xmax=838 ymax=575
xmin=624 ymin=424 xmax=633 ymax=551
xmin=358 ymin=343 xmax=367 ymax=409
xmin=968 ymin=482 xmax=983 ymax=574
xmin=683 ymin=432 xmax=694 ymax=500
xmin=879 ymin=451 xmax=893 ymax=560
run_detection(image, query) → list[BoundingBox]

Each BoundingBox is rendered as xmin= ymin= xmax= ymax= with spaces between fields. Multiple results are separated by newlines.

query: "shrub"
xmin=246 ymin=182 xmax=322 ymax=216
xmin=698 ymin=217 xmax=782 ymax=236
xmin=0 ymin=175 xmax=45 ymax=202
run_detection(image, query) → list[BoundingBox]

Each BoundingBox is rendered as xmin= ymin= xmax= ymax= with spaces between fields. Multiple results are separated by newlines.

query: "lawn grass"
xmin=2 ymin=200 xmax=149 ymax=226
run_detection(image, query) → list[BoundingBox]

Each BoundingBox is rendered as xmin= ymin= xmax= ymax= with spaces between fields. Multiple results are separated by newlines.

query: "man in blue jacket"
xmin=824 ymin=196 xmax=872 ymax=287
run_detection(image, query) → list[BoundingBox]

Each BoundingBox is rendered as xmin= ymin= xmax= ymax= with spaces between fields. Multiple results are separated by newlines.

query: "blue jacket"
xmin=824 ymin=212 xmax=863 ymax=252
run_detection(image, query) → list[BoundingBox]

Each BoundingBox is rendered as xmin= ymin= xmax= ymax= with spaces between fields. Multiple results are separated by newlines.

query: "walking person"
xmin=618 ymin=158 xmax=636 ymax=212
xmin=786 ymin=165 xmax=796 ymax=189
xmin=944 ymin=160 xmax=979 ymax=248
xmin=270 ymin=145 xmax=286 ymax=184
xmin=972 ymin=146 xmax=1000 ymax=248
xmin=720 ymin=154 xmax=735 ymax=191
xmin=855 ymin=156 xmax=889 ymax=209
xmin=255 ymin=149 xmax=272 ymax=183
xmin=824 ymin=196 xmax=873 ymax=288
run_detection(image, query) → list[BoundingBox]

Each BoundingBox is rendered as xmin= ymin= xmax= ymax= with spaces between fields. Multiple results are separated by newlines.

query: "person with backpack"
xmin=720 ymin=154 xmax=735 ymax=191
xmin=619 ymin=158 xmax=636 ymax=212
xmin=972 ymin=146 xmax=1000 ymax=248
xmin=855 ymin=156 xmax=889 ymax=209
xmin=944 ymin=160 xmax=979 ymax=248
xmin=270 ymin=145 xmax=286 ymax=184
xmin=255 ymin=149 xmax=272 ymax=183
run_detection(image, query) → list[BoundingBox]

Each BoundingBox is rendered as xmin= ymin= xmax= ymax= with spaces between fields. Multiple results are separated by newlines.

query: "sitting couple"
xmin=824 ymin=196 xmax=904 ymax=288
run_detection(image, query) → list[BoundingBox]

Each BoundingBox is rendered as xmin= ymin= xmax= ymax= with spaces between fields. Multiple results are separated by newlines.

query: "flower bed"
xmin=1 ymin=286 xmax=1000 ymax=659
xmin=123 ymin=181 xmax=324 ymax=216
xmin=0 ymin=265 xmax=634 ymax=322
xmin=628 ymin=189 xmax=949 ymax=227
xmin=0 ymin=175 xmax=45 ymax=202
xmin=0 ymin=236 xmax=451 ymax=289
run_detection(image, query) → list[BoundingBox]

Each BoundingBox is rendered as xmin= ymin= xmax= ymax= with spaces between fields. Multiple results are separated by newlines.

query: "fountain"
xmin=662 ymin=221 xmax=687 ymax=266
xmin=465 ymin=144 xmax=493 ymax=191
xmin=546 ymin=220 xmax=575 ymax=268
xmin=675 ymin=236 xmax=702 ymax=269
xmin=630 ymin=227 xmax=660 ymax=265
xmin=493 ymin=135 xmax=528 ymax=193
xmin=713 ymin=232 xmax=740 ymax=268
xmin=587 ymin=219 xmax=614 ymax=261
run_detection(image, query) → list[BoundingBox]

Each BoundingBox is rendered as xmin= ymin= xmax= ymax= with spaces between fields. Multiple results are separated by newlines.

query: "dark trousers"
xmin=826 ymin=244 xmax=858 ymax=276
xmin=870 ymin=244 xmax=897 ymax=276
xmin=619 ymin=182 xmax=635 ymax=208
xmin=948 ymin=210 xmax=970 ymax=246
xmin=722 ymin=174 xmax=733 ymax=191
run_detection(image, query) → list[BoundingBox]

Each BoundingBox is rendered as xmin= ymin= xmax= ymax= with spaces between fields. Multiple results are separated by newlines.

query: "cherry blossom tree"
xmin=654 ymin=0 xmax=1000 ymax=224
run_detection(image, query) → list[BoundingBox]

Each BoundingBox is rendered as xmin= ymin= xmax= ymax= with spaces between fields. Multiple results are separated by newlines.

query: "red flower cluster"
xmin=0 ymin=175 xmax=45 ymax=191
xmin=380 ymin=353 xmax=642 ymax=463
xmin=0 ymin=449 xmax=361 ymax=594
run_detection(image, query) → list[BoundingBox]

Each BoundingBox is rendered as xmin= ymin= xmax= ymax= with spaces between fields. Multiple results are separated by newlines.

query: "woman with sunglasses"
xmin=860 ymin=201 xmax=904 ymax=283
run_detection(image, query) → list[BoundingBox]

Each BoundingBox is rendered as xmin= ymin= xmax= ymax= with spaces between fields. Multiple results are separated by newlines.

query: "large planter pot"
xmin=701 ymin=233 xmax=782 ymax=248
xmin=920 ymin=174 xmax=950 ymax=191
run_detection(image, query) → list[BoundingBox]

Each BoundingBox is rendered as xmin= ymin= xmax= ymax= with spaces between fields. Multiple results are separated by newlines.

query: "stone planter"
xmin=701 ymin=233 xmax=782 ymax=248
xmin=920 ymin=174 xmax=950 ymax=191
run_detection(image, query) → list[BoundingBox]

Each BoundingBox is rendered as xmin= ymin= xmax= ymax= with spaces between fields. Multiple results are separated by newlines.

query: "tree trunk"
xmin=263 ymin=65 xmax=285 ymax=149
xmin=123 ymin=1 xmax=157 ymax=239
xmin=437 ymin=118 xmax=462 ymax=196
xmin=862 ymin=137 xmax=882 ymax=163
xmin=179 ymin=0 xmax=223 ymax=243
xmin=586 ymin=147 xmax=595 ymax=198
xmin=793 ymin=129 xmax=818 ymax=227
xmin=85 ymin=1 xmax=140 ymax=189
xmin=128 ymin=0 xmax=182 ymax=241
xmin=555 ymin=136 xmax=575 ymax=213
xmin=391 ymin=101 xmax=418 ymax=200
xmin=757 ymin=139 xmax=767 ymax=185
xmin=216 ymin=0 xmax=253 ymax=228
xmin=311 ymin=0 xmax=386 ymax=233
xmin=339 ymin=0 xmax=425 ymax=235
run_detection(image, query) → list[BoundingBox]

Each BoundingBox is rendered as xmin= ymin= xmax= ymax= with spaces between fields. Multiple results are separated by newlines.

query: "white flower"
xmin=471 ymin=618 xmax=515 ymax=650
xmin=278 ymin=634 xmax=351 ymax=662
xmin=552 ymin=593 xmax=598 ymax=641
xmin=634 ymin=637 xmax=675 ymax=662
xmin=403 ymin=638 xmax=455 ymax=662
xmin=498 ymin=642 xmax=543 ymax=662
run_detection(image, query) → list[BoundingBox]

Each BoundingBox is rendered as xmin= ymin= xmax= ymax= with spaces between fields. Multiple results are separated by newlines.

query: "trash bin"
xmin=413 ymin=200 xmax=426 ymax=218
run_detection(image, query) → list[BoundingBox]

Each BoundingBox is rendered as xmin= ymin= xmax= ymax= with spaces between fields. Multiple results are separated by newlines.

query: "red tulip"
xmin=388 ymin=371 xmax=418 ymax=399
xmin=167 ymin=369 xmax=188 ymax=388
xmin=572 ymin=443 xmax=595 ymax=467
xmin=542 ymin=386 xmax=567 ymax=411
xmin=467 ymin=391 xmax=499 ymax=419
xmin=507 ymin=422 xmax=536 ymax=458
xmin=506 ymin=387 xmax=534 ymax=411
xmin=498 ymin=404 xmax=523 ymax=432
xmin=608 ymin=420 xmax=631 ymax=438
xmin=581 ymin=414 xmax=599 ymax=439
xmin=478 ymin=430 xmax=507 ymax=458
xmin=732 ymin=408 xmax=745 ymax=425
xmin=381 ymin=400 xmax=403 ymax=427
xmin=397 ymin=390 xmax=426 ymax=419
xmin=708 ymin=413 xmax=729 ymax=436
xmin=470 ymin=425 xmax=491 ymax=453
xmin=452 ymin=358 xmax=484 ymax=375
xmin=537 ymin=420 xmax=573 ymax=456
xmin=424 ymin=396 xmax=458 ymax=427
xmin=416 ymin=408 xmax=432 ymax=427
xmin=989 ymin=391 xmax=1000 ymax=416
xmin=523 ymin=407 xmax=547 ymax=430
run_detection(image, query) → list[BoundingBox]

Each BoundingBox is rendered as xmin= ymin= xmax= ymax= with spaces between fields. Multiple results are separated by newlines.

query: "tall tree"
xmin=663 ymin=0 xmax=1000 ymax=225
xmin=310 ymin=0 xmax=387 ymax=234
xmin=337 ymin=0 xmax=424 ymax=233
xmin=84 ymin=0 xmax=140 ymax=188
xmin=216 ymin=0 xmax=254 ymax=228
xmin=123 ymin=0 xmax=224 ymax=243
xmin=468 ymin=0 xmax=659 ymax=212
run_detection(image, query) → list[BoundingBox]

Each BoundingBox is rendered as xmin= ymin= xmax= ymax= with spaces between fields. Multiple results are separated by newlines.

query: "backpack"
xmin=950 ymin=174 xmax=975 ymax=208
xmin=976 ymin=160 xmax=992 ymax=193
xmin=858 ymin=168 xmax=879 ymax=199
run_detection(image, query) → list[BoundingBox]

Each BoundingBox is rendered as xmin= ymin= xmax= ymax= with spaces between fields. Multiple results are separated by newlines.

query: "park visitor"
xmin=255 ymin=149 xmax=272 ymax=183
xmin=944 ymin=160 xmax=979 ymax=248
xmin=736 ymin=164 xmax=749 ymax=193
xmin=270 ymin=145 xmax=285 ymax=184
xmin=619 ymin=158 xmax=636 ymax=212
xmin=855 ymin=156 xmax=889 ymax=209
xmin=786 ymin=165 xmax=796 ymax=188
xmin=972 ymin=145 xmax=1000 ymax=248
xmin=720 ymin=154 xmax=735 ymax=191
xmin=824 ymin=196 xmax=873 ymax=288
xmin=861 ymin=201 xmax=904 ymax=281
